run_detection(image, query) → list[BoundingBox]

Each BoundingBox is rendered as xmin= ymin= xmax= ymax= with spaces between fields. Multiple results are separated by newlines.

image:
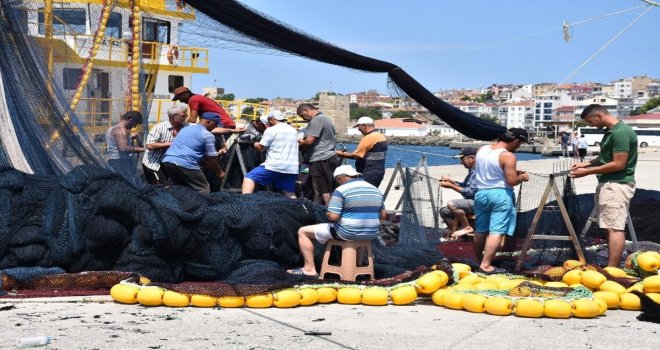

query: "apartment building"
xmin=613 ymin=75 xmax=653 ymax=98
xmin=498 ymin=101 xmax=534 ymax=129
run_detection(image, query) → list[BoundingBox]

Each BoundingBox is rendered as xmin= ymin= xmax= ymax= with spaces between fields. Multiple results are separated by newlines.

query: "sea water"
xmin=339 ymin=144 xmax=544 ymax=168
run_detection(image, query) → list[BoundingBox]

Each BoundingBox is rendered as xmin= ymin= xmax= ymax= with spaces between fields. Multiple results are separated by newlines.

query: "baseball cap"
xmin=506 ymin=128 xmax=529 ymax=143
xmin=354 ymin=116 xmax=374 ymax=126
xmin=333 ymin=165 xmax=361 ymax=178
xmin=200 ymin=112 xmax=220 ymax=124
xmin=267 ymin=110 xmax=287 ymax=121
xmin=454 ymin=147 xmax=477 ymax=159
xmin=171 ymin=86 xmax=190 ymax=101
xmin=259 ymin=114 xmax=269 ymax=125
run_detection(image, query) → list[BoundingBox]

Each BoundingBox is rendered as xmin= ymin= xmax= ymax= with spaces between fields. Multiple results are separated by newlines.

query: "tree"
xmin=245 ymin=97 xmax=267 ymax=104
xmin=391 ymin=110 xmax=413 ymax=119
xmin=349 ymin=105 xmax=381 ymax=120
xmin=479 ymin=113 xmax=499 ymax=124
xmin=312 ymin=91 xmax=338 ymax=101
xmin=218 ymin=93 xmax=235 ymax=101
xmin=475 ymin=90 xmax=494 ymax=103
xmin=630 ymin=96 xmax=660 ymax=116
xmin=460 ymin=95 xmax=471 ymax=101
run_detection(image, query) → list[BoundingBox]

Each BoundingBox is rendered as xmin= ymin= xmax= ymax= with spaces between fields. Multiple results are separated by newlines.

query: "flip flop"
xmin=287 ymin=268 xmax=319 ymax=279
xmin=479 ymin=267 xmax=507 ymax=275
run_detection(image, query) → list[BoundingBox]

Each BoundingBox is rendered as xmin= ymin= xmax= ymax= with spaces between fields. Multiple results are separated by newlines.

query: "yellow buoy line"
xmin=110 ymin=252 xmax=660 ymax=319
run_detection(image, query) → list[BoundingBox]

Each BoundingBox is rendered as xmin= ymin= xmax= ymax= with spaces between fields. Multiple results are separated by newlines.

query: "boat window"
xmin=143 ymin=18 xmax=170 ymax=44
xmin=168 ymin=75 xmax=184 ymax=93
xmin=39 ymin=8 xmax=87 ymax=36
xmin=106 ymin=12 xmax=122 ymax=38
xmin=63 ymin=68 xmax=82 ymax=90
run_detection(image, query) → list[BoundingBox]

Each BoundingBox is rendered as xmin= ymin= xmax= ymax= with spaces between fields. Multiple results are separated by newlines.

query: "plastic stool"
xmin=319 ymin=240 xmax=374 ymax=281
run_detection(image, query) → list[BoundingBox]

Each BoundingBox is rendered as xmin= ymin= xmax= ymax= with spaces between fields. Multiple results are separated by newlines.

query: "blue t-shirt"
xmin=162 ymin=124 xmax=217 ymax=170
xmin=328 ymin=178 xmax=384 ymax=240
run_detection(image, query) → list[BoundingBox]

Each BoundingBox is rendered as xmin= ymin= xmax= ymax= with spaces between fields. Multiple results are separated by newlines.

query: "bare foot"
xmin=451 ymin=226 xmax=474 ymax=239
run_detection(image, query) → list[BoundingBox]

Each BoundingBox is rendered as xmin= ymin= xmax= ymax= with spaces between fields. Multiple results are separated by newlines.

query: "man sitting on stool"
xmin=439 ymin=147 xmax=478 ymax=239
xmin=288 ymin=165 xmax=386 ymax=278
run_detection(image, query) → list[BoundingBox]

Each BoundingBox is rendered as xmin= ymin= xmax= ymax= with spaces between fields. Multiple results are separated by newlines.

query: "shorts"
xmin=311 ymin=223 xmax=341 ymax=244
xmin=474 ymin=188 xmax=516 ymax=236
xmin=595 ymin=182 xmax=635 ymax=231
xmin=310 ymin=155 xmax=339 ymax=195
xmin=246 ymin=165 xmax=297 ymax=193
xmin=439 ymin=199 xmax=474 ymax=222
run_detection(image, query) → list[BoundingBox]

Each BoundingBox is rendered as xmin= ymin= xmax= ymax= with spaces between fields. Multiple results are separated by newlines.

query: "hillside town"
xmin=205 ymin=74 xmax=660 ymax=139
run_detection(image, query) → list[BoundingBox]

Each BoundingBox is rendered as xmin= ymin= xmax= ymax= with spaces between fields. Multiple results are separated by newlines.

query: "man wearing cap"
xmin=242 ymin=110 xmax=299 ymax=198
xmin=171 ymin=86 xmax=236 ymax=131
xmin=570 ymin=104 xmax=637 ymax=267
xmin=161 ymin=113 xmax=224 ymax=193
xmin=297 ymin=103 xmax=338 ymax=206
xmin=473 ymin=128 xmax=530 ymax=274
xmin=336 ymin=116 xmax=388 ymax=188
xmin=439 ymin=147 xmax=478 ymax=239
xmin=288 ymin=164 xmax=386 ymax=278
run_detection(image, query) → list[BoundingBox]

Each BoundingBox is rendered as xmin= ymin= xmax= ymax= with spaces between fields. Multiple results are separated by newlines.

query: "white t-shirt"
xmin=259 ymin=122 xmax=299 ymax=174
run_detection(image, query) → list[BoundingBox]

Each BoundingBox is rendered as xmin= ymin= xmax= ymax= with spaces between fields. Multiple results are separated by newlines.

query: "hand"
xmin=233 ymin=128 xmax=245 ymax=133
xmin=571 ymin=161 xmax=590 ymax=170
xmin=519 ymin=172 xmax=529 ymax=182
xmin=439 ymin=180 xmax=451 ymax=188
xmin=569 ymin=168 xmax=589 ymax=178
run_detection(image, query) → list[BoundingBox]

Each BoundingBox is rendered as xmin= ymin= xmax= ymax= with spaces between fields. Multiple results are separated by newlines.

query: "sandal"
xmin=479 ymin=267 xmax=507 ymax=275
xmin=287 ymin=268 xmax=319 ymax=279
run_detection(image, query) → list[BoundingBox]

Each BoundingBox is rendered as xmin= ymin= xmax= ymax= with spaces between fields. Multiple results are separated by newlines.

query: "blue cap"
xmin=200 ymin=112 xmax=221 ymax=125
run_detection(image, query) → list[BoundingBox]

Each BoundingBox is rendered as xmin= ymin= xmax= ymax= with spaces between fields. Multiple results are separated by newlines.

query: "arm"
xmin=379 ymin=208 xmax=387 ymax=221
xmin=298 ymin=135 xmax=316 ymax=149
xmin=113 ymin=127 xmax=143 ymax=152
xmin=569 ymin=152 xmax=628 ymax=178
xmin=146 ymin=141 xmax=172 ymax=150
xmin=439 ymin=179 xmax=462 ymax=193
xmin=201 ymin=155 xmax=224 ymax=178
xmin=336 ymin=149 xmax=361 ymax=159
xmin=187 ymin=109 xmax=198 ymax=124
xmin=212 ymin=126 xmax=245 ymax=134
xmin=253 ymin=142 xmax=266 ymax=153
xmin=501 ymin=151 xmax=528 ymax=186
xmin=326 ymin=211 xmax=340 ymax=222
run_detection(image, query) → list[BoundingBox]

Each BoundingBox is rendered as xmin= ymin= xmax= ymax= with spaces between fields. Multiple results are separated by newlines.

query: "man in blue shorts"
xmin=473 ymin=128 xmax=529 ymax=274
xmin=288 ymin=165 xmax=386 ymax=278
xmin=242 ymin=110 xmax=299 ymax=198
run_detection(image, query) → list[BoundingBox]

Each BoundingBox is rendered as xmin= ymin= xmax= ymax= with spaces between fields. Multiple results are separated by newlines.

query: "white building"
xmin=346 ymin=118 xmax=429 ymax=137
xmin=499 ymin=101 xmax=534 ymax=129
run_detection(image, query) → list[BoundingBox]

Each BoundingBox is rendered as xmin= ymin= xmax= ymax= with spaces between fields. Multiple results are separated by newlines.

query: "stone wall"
xmin=318 ymin=93 xmax=350 ymax=134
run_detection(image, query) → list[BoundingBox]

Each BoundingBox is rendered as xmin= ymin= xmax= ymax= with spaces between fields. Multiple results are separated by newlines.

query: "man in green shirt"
xmin=570 ymin=104 xmax=637 ymax=267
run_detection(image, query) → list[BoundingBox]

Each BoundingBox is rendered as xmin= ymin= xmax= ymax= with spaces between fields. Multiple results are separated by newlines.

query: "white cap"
xmin=259 ymin=115 xmax=269 ymax=125
xmin=267 ymin=110 xmax=286 ymax=121
xmin=333 ymin=164 xmax=361 ymax=178
xmin=355 ymin=116 xmax=374 ymax=126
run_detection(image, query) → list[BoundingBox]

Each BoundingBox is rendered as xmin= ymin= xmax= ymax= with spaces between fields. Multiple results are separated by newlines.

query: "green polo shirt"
xmin=596 ymin=121 xmax=637 ymax=184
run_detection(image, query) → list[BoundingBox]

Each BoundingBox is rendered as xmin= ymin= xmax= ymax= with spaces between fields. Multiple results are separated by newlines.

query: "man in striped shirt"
xmin=161 ymin=113 xmax=224 ymax=194
xmin=141 ymin=104 xmax=186 ymax=185
xmin=288 ymin=165 xmax=386 ymax=278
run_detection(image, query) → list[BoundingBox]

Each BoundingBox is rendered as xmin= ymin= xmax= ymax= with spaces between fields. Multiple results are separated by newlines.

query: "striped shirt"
xmin=162 ymin=124 xmax=217 ymax=170
xmin=260 ymin=122 xmax=299 ymax=174
xmin=328 ymin=178 xmax=384 ymax=240
xmin=141 ymin=121 xmax=177 ymax=171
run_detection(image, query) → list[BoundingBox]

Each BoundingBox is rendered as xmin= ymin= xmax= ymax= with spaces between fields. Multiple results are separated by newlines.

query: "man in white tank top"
xmin=473 ymin=128 xmax=530 ymax=274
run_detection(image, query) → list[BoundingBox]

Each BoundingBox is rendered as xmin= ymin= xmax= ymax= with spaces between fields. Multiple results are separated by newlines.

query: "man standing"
xmin=473 ymin=128 xmax=529 ymax=274
xmin=141 ymin=104 xmax=186 ymax=185
xmin=576 ymin=134 xmax=589 ymax=162
xmin=439 ymin=147 xmax=477 ymax=239
xmin=570 ymin=104 xmax=637 ymax=267
xmin=288 ymin=165 xmax=386 ymax=278
xmin=336 ymin=116 xmax=388 ymax=188
xmin=242 ymin=110 xmax=299 ymax=198
xmin=297 ymin=103 xmax=339 ymax=205
xmin=161 ymin=113 xmax=224 ymax=194
xmin=560 ymin=132 xmax=570 ymax=158
xmin=106 ymin=110 xmax=144 ymax=179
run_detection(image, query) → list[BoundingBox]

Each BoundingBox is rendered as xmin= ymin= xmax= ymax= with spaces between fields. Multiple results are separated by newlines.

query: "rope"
xmin=387 ymin=145 xmax=458 ymax=159
xmin=563 ymin=5 xmax=653 ymax=82
xmin=403 ymin=4 xmax=648 ymax=68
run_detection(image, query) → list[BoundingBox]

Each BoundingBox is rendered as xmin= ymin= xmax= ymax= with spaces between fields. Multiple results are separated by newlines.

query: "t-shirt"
xmin=162 ymin=124 xmax=217 ymax=170
xmin=328 ymin=178 xmax=384 ymax=240
xmin=353 ymin=130 xmax=387 ymax=180
xmin=305 ymin=112 xmax=336 ymax=162
xmin=597 ymin=121 xmax=637 ymax=184
xmin=187 ymin=94 xmax=235 ymax=128
xmin=259 ymin=122 xmax=299 ymax=174
xmin=576 ymin=138 xmax=588 ymax=149
xmin=560 ymin=133 xmax=570 ymax=145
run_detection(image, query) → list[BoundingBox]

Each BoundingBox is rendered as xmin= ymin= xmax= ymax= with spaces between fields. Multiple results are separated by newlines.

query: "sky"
xmin=188 ymin=0 xmax=660 ymax=100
